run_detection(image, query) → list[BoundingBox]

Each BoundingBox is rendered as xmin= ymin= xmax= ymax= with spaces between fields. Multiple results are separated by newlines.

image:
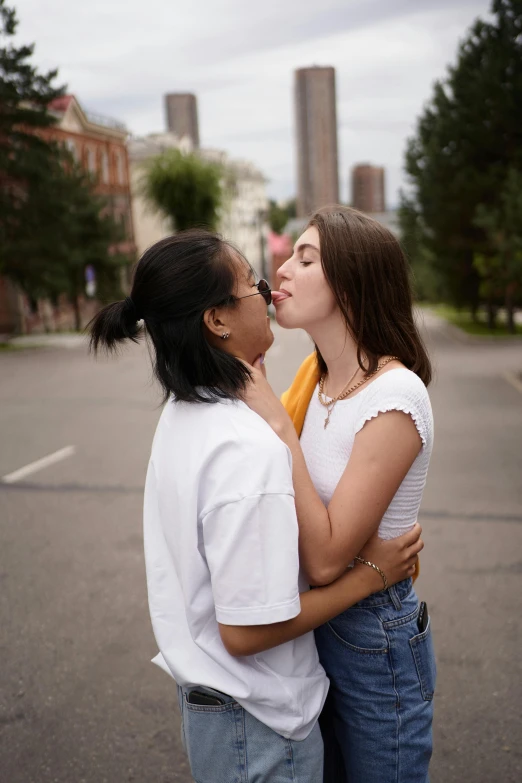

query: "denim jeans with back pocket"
xmin=315 ymin=578 xmax=436 ymax=783
xmin=177 ymin=684 xmax=324 ymax=783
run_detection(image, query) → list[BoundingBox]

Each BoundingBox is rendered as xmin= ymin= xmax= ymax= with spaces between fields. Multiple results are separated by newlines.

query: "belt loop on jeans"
xmin=388 ymin=584 xmax=402 ymax=610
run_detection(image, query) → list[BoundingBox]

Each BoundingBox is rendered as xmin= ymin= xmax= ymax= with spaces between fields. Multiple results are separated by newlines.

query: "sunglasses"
xmin=235 ymin=279 xmax=272 ymax=306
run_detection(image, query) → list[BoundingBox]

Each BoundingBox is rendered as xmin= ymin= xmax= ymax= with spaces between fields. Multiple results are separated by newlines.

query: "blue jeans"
xmin=177 ymin=685 xmax=324 ymax=783
xmin=315 ymin=578 xmax=436 ymax=783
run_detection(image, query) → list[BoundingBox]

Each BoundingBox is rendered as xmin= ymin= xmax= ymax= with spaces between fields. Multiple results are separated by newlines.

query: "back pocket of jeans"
xmin=183 ymin=696 xmax=241 ymax=783
xmin=409 ymin=618 xmax=437 ymax=700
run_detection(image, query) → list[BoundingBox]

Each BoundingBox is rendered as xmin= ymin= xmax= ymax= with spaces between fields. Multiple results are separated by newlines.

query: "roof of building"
xmin=48 ymin=94 xmax=127 ymax=134
xmin=48 ymin=95 xmax=75 ymax=112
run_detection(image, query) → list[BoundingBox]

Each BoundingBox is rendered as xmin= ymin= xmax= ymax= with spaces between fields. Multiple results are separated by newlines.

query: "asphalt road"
xmin=0 ymin=315 xmax=521 ymax=783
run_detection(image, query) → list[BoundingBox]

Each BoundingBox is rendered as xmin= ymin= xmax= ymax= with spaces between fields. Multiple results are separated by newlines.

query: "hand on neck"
xmin=227 ymin=345 xmax=268 ymax=367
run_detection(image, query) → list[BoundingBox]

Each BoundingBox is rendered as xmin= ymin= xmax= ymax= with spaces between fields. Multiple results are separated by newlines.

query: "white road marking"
xmin=1 ymin=446 xmax=76 ymax=484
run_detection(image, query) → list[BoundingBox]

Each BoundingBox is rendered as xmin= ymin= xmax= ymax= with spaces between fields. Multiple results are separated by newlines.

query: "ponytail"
xmin=88 ymin=297 xmax=142 ymax=354
xmin=88 ymin=230 xmax=256 ymax=403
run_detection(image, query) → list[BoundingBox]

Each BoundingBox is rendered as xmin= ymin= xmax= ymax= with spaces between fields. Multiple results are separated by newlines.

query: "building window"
xmin=86 ymin=147 xmax=96 ymax=174
xmin=101 ymin=150 xmax=109 ymax=184
xmin=114 ymin=151 xmax=125 ymax=185
xmin=65 ymin=139 xmax=78 ymax=161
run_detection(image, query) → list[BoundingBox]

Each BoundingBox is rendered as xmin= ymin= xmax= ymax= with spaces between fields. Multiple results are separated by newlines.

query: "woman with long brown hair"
xmin=243 ymin=206 xmax=436 ymax=782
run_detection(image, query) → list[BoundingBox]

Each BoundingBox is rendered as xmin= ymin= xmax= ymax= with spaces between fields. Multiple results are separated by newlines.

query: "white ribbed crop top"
xmin=300 ymin=368 xmax=434 ymax=540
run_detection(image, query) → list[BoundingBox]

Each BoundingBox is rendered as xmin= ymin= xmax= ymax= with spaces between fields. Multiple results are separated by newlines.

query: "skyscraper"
xmin=351 ymin=164 xmax=386 ymax=213
xmin=294 ymin=66 xmax=339 ymax=217
xmin=164 ymin=93 xmax=200 ymax=148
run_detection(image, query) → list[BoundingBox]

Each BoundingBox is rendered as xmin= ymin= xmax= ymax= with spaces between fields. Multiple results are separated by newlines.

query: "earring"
xmin=221 ymin=332 xmax=230 ymax=340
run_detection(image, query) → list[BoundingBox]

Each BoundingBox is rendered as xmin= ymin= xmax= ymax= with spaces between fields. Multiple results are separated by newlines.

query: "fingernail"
xmin=259 ymin=354 xmax=265 ymax=365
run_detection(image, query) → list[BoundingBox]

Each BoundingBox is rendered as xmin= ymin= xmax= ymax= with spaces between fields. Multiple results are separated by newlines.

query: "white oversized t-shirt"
xmin=143 ymin=396 xmax=328 ymax=741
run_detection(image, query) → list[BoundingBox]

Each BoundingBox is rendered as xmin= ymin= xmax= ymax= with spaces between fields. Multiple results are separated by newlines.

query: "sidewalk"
xmin=3 ymin=333 xmax=88 ymax=350
xmin=416 ymin=306 xmax=522 ymax=346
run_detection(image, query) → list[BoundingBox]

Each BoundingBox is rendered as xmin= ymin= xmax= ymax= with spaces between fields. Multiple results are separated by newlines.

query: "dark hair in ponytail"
xmin=88 ymin=229 xmax=251 ymax=403
xmin=89 ymin=297 xmax=142 ymax=352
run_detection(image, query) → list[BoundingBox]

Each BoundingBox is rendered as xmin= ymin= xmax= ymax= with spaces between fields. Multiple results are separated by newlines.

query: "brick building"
xmin=43 ymin=95 xmax=135 ymax=257
xmin=351 ymin=164 xmax=386 ymax=213
xmin=0 ymin=95 xmax=135 ymax=335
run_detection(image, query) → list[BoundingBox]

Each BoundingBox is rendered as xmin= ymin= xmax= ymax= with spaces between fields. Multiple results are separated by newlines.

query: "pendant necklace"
xmin=318 ymin=356 xmax=399 ymax=429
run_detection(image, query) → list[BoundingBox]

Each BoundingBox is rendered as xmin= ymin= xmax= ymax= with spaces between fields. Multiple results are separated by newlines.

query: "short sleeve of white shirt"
xmin=201 ymin=436 xmax=301 ymax=626
xmin=354 ymin=369 xmax=432 ymax=448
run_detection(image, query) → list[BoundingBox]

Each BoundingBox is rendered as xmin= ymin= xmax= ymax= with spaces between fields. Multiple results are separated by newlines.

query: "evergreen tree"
xmin=6 ymin=152 xmax=127 ymax=327
xmin=400 ymin=0 xmax=522 ymax=319
xmin=0 ymin=1 xmax=128 ymax=326
xmin=0 ymin=0 xmax=65 ymax=273
xmin=398 ymin=198 xmax=443 ymax=302
xmin=142 ymin=149 xmax=223 ymax=232
xmin=54 ymin=161 xmax=127 ymax=329
xmin=474 ymin=167 xmax=522 ymax=331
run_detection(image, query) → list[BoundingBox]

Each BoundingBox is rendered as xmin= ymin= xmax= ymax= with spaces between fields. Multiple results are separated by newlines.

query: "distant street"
xmin=0 ymin=315 xmax=521 ymax=783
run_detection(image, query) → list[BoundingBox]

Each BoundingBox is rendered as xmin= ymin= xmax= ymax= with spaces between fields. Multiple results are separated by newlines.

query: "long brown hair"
xmin=308 ymin=205 xmax=432 ymax=386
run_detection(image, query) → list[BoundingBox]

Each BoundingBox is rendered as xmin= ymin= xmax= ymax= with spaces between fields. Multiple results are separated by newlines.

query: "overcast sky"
xmin=13 ymin=0 xmax=491 ymax=206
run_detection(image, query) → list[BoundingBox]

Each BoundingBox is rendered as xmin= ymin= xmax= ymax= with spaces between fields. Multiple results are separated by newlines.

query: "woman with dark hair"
xmin=89 ymin=229 xmax=422 ymax=783
xmin=243 ymin=206 xmax=436 ymax=783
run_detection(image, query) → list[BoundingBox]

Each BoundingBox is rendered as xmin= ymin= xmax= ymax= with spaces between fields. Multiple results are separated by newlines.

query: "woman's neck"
xmin=308 ymin=315 xmax=363 ymax=397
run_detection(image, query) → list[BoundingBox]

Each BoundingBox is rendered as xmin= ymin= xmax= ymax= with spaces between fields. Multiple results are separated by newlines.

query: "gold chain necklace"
xmin=318 ymin=356 xmax=399 ymax=429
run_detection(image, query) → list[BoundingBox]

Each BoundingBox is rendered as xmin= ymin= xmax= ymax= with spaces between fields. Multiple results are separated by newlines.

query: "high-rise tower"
xmin=351 ymin=164 xmax=386 ymax=213
xmin=164 ymin=93 xmax=200 ymax=148
xmin=294 ymin=66 xmax=339 ymax=216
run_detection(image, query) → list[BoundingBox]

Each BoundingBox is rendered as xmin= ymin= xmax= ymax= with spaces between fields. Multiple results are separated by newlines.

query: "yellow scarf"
xmin=281 ymin=353 xmax=419 ymax=581
xmin=280 ymin=353 xmax=320 ymax=437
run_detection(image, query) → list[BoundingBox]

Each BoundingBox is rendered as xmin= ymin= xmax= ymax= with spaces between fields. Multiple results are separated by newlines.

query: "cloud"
xmin=185 ymin=0 xmax=486 ymax=65
xmin=12 ymin=0 xmax=493 ymax=202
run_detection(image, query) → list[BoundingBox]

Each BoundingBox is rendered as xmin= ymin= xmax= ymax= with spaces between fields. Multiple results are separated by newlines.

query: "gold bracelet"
xmin=354 ymin=556 xmax=389 ymax=591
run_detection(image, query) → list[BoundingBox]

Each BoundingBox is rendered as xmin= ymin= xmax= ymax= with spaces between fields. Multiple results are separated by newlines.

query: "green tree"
xmin=6 ymin=151 xmax=128 ymax=328
xmin=400 ymin=0 xmax=522 ymax=316
xmin=285 ymin=198 xmax=297 ymax=220
xmin=268 ymin=199 xmax=288 ymax=234
xmin=399 ymin=199 xmax=443 ymax=302
xmin=56 ymin=162 xmax=128 ymax=329
xmin=0 ymin=0 xmax=65 ymax=273
xmin=0 ymin=1 xmax=127 ymax=328
xmin=473 ymin=167 xmax=522 ymax=332
xmin=142 ymin=149 xmax=223 ymax=231
xmin=268 ymin=198 xmax=298 ymax=234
